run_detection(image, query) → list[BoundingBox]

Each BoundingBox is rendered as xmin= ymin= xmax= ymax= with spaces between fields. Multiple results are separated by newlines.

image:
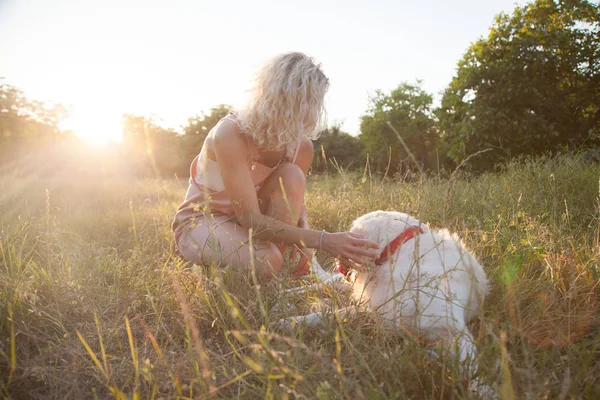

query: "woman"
xmin=172 ymin=52 xmax=378 ymax=278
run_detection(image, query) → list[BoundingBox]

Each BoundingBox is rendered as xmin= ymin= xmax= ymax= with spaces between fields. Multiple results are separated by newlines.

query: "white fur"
xmin=281 ymin=211 xmax=495 ymax=398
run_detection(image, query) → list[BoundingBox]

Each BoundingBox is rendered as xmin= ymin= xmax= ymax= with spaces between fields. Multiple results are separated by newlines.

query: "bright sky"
xmin=0 ymin=0 xmax=526 ymax=142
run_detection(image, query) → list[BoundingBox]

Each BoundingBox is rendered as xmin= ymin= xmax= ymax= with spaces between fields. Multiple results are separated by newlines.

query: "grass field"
xmin=1 ymin=151 xmax=599 ymax=399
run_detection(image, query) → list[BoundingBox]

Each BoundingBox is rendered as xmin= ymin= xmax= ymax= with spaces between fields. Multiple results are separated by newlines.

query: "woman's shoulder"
xmin=212 ymin=113 xmax=242 ymax=140
xmin=297 ymin=139 xmax=314 ymax=158
xmin=217 ymin=111 xmax=248 ymax=135
xmin=293 ymin=139 xmax=315 ymax=172
xmin=212 ymin=114 xmax=251 ymax=154
xmin=299 ymin=139 xmax=314 ymax=152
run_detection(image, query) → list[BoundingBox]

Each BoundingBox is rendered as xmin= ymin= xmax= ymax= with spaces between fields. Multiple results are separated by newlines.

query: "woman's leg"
xmin=257 ymin=162 xmax=307 ymax=268
xmin=257 ymin=162 xmax=305 ymax=228
xmin=177 ymin=215 xmax=284 ymax=277
xmin=176 ymin=163 xmax=306 ymax=278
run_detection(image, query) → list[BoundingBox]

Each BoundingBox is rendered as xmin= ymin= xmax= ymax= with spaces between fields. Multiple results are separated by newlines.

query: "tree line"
xmin=1 ymin=0 xmax=598 ymax=176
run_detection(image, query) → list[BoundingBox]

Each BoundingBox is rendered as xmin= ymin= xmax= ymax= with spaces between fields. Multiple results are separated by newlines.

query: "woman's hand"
xmin=289 ymin=215 xmax=312 ymax=277
xmin=321 ymin=232 xmax=379 ymax=267
xmin=289 ymin=246 xmax=313 ymax=277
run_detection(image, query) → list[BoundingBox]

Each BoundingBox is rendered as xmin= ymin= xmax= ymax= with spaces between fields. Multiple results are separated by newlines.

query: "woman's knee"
xmin=276 ymin=162 xmax=306 ymax=197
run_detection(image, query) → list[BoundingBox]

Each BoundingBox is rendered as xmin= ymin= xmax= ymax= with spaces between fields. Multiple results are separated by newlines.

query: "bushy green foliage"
xmin=438 ymin=0 xmax=600 ymax=169
xmin=0 ymin=79 xmax=71 ymax=163
xmin=180 ymin=104 xmax=231 ymax=171
xmin=312 ymin=125 xmax=365 ymax=173
xmin=359 ymin=81 xmax=442 ymax=174
xmin=122 ymin=114 xmax=185 ymax=177
xmin=122 ymin=105 xmax=231 ymax=178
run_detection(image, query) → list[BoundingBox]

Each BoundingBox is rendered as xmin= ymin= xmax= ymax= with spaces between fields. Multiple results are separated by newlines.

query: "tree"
xmin=122 ymin=105 xmax=231 ymax=177
xmin=312 ymin=125 xmax=365 ymax=173
xmin=180 ymin=104 xmax=231 ymax=171
xmin=0 ymin=79 xmax=69 ymax=165
xmin=122 ymin=114 xmax=183 ymax=177
xmin=359 ymin=82 xmax=440 ymax=174
xmin=438 ymin=0 xmax=600 ymax=169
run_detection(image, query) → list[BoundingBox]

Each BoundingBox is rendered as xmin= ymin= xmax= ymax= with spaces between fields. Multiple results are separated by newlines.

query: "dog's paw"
xmin=270 ymin=317 xmax=294 ymax=331
xmin=469 ymin=381 xmax=499 ymax=400
xmin=270 ymin=300 xmax=296 ymax=315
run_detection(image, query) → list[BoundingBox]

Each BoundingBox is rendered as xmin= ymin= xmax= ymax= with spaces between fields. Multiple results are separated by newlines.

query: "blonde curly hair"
xmin=237 ymin=52 xmax=329 ymax=150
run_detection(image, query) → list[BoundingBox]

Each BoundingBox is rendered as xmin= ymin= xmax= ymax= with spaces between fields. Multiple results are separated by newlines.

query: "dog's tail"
xmin=463 ymin=252 xmax=490 ymax=321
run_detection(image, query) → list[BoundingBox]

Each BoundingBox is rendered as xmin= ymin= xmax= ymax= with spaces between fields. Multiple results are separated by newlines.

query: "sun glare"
xmin=61 ymin=107 xmax=123 ymax=144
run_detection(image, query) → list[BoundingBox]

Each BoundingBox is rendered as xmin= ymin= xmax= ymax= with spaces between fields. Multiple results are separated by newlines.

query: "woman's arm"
xmin=213 ymin=125 xmax=319 ymax=246
xmin=298 ymin=203 xmax=308 ymax=229
xmin=294 ymin=139 xmax=312 ymax=230
xmin=291 ymin=142 xmax=313 ymax=275
xmin=214 ymin=123 xmax=378 ymax=264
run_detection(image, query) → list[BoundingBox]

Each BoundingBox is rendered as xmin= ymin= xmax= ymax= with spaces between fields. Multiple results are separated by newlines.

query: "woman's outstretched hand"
xmin=289 ymin=216 xmax=313 ymax=277
xmin=289 ymin=246 xmax=313 ymax=277
xmin=321 ymin=232 xmax=379 ymax=267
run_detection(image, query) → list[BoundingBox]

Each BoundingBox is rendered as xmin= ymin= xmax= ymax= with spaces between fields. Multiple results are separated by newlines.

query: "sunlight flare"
xmin=61 ymin=106 xmax=123 ymax=144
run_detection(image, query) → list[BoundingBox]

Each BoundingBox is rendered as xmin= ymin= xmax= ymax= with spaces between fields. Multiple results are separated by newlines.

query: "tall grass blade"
xmin=76 ymin=330 xmax=109 ymax=381
xmin=125 ymin=316 xmax=140 ymax=397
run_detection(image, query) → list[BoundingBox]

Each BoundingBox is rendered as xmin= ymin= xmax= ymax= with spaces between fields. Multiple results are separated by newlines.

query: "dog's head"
xmin=337 ymin=211 xmax=428 ymax=277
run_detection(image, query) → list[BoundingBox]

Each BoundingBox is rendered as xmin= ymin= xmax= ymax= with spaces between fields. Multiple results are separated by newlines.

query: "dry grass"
xmin=1 ymin=149 xmax=599 ymax=399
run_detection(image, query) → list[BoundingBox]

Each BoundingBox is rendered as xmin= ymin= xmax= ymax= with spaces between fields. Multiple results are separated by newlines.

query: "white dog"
xmin=283 ymin=211 xmax=495 ymax=398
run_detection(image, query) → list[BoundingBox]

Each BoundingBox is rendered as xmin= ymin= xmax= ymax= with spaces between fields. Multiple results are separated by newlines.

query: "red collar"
xmin=338 ymin=226 xmax=424 ymax=276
